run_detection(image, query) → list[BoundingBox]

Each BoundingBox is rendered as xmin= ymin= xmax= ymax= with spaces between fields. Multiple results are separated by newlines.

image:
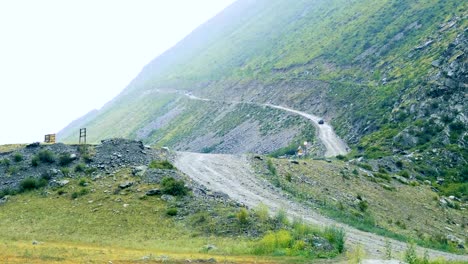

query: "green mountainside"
xmin=59 ymin=0 xmax=467 ymax=185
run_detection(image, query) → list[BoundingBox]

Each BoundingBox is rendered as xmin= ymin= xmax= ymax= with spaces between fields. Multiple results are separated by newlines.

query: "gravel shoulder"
xmin=174 ymin=152 xmax=468 ymax=262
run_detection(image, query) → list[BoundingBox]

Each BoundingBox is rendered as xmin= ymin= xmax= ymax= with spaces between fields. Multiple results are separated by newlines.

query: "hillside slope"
xmin=58 ymin=0 xmax=467 ymax=184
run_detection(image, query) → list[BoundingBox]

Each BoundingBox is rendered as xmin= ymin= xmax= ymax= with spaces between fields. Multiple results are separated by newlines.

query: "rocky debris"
xmin=145 ymin=189 xmax=161 ymax=196
xmin=50 ymin=180 xmax=70 ymax=187
xmin=392 ymin=175 xmax=408 ymax=184
xmin=447 ymin=234 xmax=465 ymax=249
xmin=93 ymin=139 xmax=154 ymax=170
xmin=161 ymin=194 xmax=175 ymax=202
xmin=309 ymin=236 xmax=333 ymax=251
xmin=26 ymin=142 xmax=40 ymax=149
xmin=132 ymin=165 xmax=147 ymax=177
xmin=32 ymin=240 xmax=39 ymax=245
xmin=119 ymin=181 xmax=134 ymax=189
xmin=0 ymin=195 xmax=9 ymax=205
xmin=142 ymin=169 xmax=183 ymax=184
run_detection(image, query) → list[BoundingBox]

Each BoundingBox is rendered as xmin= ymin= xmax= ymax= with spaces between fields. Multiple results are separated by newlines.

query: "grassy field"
xmin=0 ymin=166 xmax=345 ymax=263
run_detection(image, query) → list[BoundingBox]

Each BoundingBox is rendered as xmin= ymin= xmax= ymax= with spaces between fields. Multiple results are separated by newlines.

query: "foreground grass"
xmin=0 ymin=167 xmax=344 ymax=263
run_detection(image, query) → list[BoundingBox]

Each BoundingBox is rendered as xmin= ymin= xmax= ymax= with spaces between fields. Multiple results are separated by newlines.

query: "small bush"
xmin=358 ymin=163 xmax=373 ymax=171
xmin=285 ymin=173 xmax=292 ymax=182
xmin=254 ymin=203 xmax=270 ymax=222
xmin=149 ymin=160 xmax=175 ymax=170
xmin=0 ymin=187 xmax=18 ymax=198
xmin=13 ymin=153 xmax=23 ymax=162
xmin=401 ymin=170 xmax=410 ymax=178
xmin=255 ymin=230 xmax=292 ymax=254
xmin=31 ymin=156 xmax=40 ymax=167
xmin=20 ymin=177 xmax=47 ymax=192
xmin=59 ymin=153 xmax=74 ymax=166
xmin=1 ymin=158 xmax=10 ymax=167
xmin=6 ymin=166 xmax=19 ymax=175
xmin=275 ymin=209 xmax=289 ymax=225
xmin=166 ymin=208 xmax=178 ymax=216
xmin=61 ymin=167 xmax=70 ymax=177
xmin=324 ymin=226 xmax=345 ymax=253
xmin=267 ymin=159 xmax=277 ymax=176
xmin=38 ymin=150 xmax=55 ymax=163
xmin=236 ymin=208 xmax=249 ymax=225
xmin=395 ymin=160 xmax=403 ymax=168
xmin=358 ymin=200 xmax=368 ymax=212
xmin=404 ymin=242 xmax=417 ymax=264
xmin=336 ymin=154 xmax=348 ymax=161
xmin=74 ymin=163 xmax=86 ymax=173
xmin=78 ymin=178 xmax=88 ymax=187
xmin=160 ymin=177 xmax=188 ymax=196
xmin=71 ymin=188 xmax=89 ymax=199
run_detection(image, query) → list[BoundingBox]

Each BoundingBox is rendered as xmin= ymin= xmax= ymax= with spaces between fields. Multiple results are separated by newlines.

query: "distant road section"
xmin=184 ymin=92 xmax=349 ymax=157
xmin=264 ymin=104 xmax=349 ymax=157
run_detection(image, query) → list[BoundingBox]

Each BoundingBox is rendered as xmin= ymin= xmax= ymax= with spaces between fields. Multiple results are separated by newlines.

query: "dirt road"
xmin=184 ymin=93 xmax=349 ymax=157
xmin=175 ymin=152 xmax=468 ymax=262
xmin=264 ymin=104 xmax=348 ymax=157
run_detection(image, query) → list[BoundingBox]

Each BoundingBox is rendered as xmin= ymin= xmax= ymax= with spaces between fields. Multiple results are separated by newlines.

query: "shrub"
xmin=61 ymin=167 xmax=70 ymax=176
xmin=78 ymin=178 xmax=88 ymax=187
xmin=404 ymin=242 xmax=417 ymax=264
xmin=358 ymin=163 xmax=373 ymax=171
xmin=401 ymin=170 xmax=410 ymax=178
xmin=6 ymin=166 xmax=19 ymax=175
xmin=336 ymin=154 xmax=348 ymax=161
xmin=160 ymin=177 xmax=188 ymax=196
xmin=166 ymin=208 xmax=178 ymax=216
xmin=395 ymin=160 xmax=403 ymax=168
xmin=13 ymin=153 xmax=23 ymax=162
xmin=74 ymin=163 xmax=86 ymax=173
xmin=20 ymin=177 xmax=47 ymax=192
xmin=149 ymin=160 xmax=175 ymax=170
xmin=266 ymin=159 xmax=277 ymax=176
xmin=255 ymin=230 xmax=292 ymax=254
xmin=31 ymin=156 xmax=40 ymax=167
xmin=236 ymin=208 xmax=249 ymax=224
xmin=285 ymin=173 xmax=292 ymax=182
xmin=59 ymin=153 xmax=74 ymax=166
xmin=38 ymin=150 xmax=55 ymax=163
xmin=324 ymin=226 xmax=345 ymax=253
xmin=1 ymin=158 xmax=10 ymax=167
xmin=71 ymin=188 xmax=89 ymax=199
xmin=254 ymin=203 xmax=270 ymax=222
xmin=358 ymin=200 xmax=368 ymax=212
xmin=275 ymin=209 xmax=289 ymax=225
xmin=0 ymin=187 xmax=17 ymax=198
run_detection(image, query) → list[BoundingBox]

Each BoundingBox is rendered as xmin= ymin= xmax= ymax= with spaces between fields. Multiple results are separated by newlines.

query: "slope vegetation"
xmin=59 ymin=1 xmax=467 ymax=184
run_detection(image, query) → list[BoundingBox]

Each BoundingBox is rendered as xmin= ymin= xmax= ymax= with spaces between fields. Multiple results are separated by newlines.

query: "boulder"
xmin=119 ymin=181 xmax=134 ymax=189
xmin=132 ymin=165 xmax=147 ymax=177
xmin=146 ymin=189 xmax=161 ymax=196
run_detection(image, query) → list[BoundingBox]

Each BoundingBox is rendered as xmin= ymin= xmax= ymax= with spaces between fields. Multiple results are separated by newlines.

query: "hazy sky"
xmin=0 ymin=0 xmax=236 ymax=144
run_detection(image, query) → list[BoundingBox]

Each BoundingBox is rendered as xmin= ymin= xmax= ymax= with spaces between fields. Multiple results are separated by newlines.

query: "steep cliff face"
xmin=58 ymin=0 xmax=467 ymax=183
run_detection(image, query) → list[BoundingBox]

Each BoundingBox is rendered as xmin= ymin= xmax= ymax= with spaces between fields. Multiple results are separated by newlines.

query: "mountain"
xmin=58 ymin=0 xmax=467 ymax=185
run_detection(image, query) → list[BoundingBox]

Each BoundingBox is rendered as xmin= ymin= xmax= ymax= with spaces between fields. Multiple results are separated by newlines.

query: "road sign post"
xmin=79 ymin=128 xmax=87 ymax=144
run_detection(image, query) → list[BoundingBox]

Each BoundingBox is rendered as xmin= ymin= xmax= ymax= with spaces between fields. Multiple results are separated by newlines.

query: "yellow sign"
xmin=44 ymin=134 xmax=56 ymax=144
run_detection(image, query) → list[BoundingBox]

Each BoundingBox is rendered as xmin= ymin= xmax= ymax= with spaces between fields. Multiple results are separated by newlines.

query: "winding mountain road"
xmin=185 ymin=93 xmax=349 ymax=157
xmin=175 ymin=152 xmax=468 ymax=262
